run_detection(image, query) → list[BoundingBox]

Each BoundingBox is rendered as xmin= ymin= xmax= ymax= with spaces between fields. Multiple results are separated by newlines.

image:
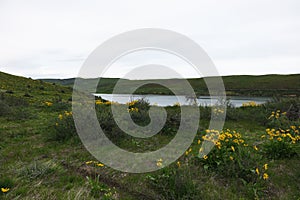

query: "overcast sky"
xmin=0 ymin=0 xmax=299 ymax=79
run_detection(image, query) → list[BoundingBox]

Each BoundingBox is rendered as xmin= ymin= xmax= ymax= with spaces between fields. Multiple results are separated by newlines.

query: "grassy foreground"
xmin=1 ymin=71 xmax=300 ymax=199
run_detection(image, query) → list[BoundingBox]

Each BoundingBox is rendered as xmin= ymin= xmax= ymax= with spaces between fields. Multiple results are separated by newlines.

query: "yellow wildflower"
xmin=277 ymin=137 xmax=282 ymax=142
xmin=185 ymin=150 xmax=189 ymax=156
xmin=85 ymin=161 xmax=93 ymax=165
xmin=156 ymin=158 xmax=163 ymax=167
xmin=253 ymin=146 xmax=258 ymax=151
xmin=95 ymin=100 xmax=103 ymax=105
xmin=97 ymin=163 xmax=104 ymax=167
xmin=203 ymin=155 xmax=208 ymax=160
xmin=1 ymin=188 xmax=10 ymax=193
xmin=229 ymin=156 xmax=234 ymax=161
xmin=197 ymin=140 xmax=201 ymax=145
xmin=263 ymin=164 xmax=268 ymax=170
xmin=233 ymin=139 xmax=239 ymax=144
xmin=219 ymin=134 xmax=225 ymax=141
xmin=58 ymin=114 xmax=63 ymax=120
xmin=45 ymin=101 xmax=53 ymax=106
xmin=231 ymin=146 xmax=235 ymax=152
xmin=177 ymin=161 xmax=181 ymax=168
xmin=263 ymin=173 xmax=269 ymax=180
xmin=255 ymin=168 xmax=260 ymax=175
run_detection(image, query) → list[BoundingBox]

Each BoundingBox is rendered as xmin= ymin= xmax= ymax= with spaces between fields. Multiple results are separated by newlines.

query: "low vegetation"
xmin=1 ymin=71 xmax=300 ymax=199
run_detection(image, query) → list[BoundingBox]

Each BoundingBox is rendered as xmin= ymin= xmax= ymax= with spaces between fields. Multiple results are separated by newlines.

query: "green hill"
xmin=0 ymin=71 xmax=72 ymax=103
xmin=41 ymin=74 xmax=300 ymax=97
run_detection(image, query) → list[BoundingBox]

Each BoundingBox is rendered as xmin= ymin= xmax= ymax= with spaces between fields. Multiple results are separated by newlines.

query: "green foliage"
xmin=128 ymin=98 xmax=151 ymax=126
xmin=262 ymin=113 xmax=300 ymax=159
xmin=1 ymin=71 xmax=300 ymax=199
xmin=0 ymin=177 xmax=13 ymax=193
xmin=146 ymin=166 xmax=199 ymax=199
xmin=197 ymin=129 xmax=270 ymax=199
xmin=50 ymin=111 xmax=77 ymax=141
xmin=18 ymin=161 xmax=56 ymax=181
xmin=86 ymin=175 xmax=115 ymax=199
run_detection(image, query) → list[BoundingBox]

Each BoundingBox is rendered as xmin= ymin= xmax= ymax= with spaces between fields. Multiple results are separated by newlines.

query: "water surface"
xmin=94 ymin=94 xmax=271 ymax=107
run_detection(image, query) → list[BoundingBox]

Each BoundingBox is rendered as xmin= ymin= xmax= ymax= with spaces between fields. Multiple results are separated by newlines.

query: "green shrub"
xmin=50 ymin=110 xmax=77 ymax=141
xmin=146 ymin=166 xmax=199 ymax=199
xmin=86 ymin=175 xmax=116 ymax=199
xmin=262 ymin=125 xmax=299 ymax=159
xmin=197 ymin=129 xmax=269 ymax=198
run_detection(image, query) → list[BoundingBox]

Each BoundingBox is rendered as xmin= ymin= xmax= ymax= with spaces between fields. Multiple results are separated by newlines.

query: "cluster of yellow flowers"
xmin=156 ymin=158 xmax=163 ymax=167
xmin=264 ymin=126 xmax=300 ymax=144
xmin=95 ymin=100 xmax=117 ymax=105
xmin=185 ymin=147 xmax=193 ymax=156
xmin=127 ymin=107 xmax=139 ymax=113
xmin=255 ymin=163 xmax=269 ymax=180
xmin=213 ymin=108 xmax=225 ymax=114
xmin=44 ymin=101 xmax=53 ymax=106
xmin=85 ymin=161 xmax=105 ymax=167
xmin=201 ymin=129 xmax=246 ymax=152
xmin=126 ymin=100 xmax=139 ymax=107
xmin=268 ymin=110 xmax=287 ymax=119
xmin=55 ymin=111 xmax=73 ymax=126
xmin=242 ymin=101 xmax=260 ymax=107
xmin=1 ymin=188 xmax=10 ymax=193
xmin=58 ymin=111 xmax=72 ymax=120
xmin=198 ymin=129 xmax=250 ymax=163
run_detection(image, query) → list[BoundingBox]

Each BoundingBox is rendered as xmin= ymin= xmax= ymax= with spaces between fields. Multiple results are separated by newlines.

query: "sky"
xmin=0 ymin=0 xmax=300 ymax=79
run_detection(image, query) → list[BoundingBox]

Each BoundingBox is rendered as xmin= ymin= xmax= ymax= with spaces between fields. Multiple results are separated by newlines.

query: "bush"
xmin=147 ymin=166 xmax=199 ymax=199
xmin=50 ymin=111 xmax=77 ymax=141
xmin=197 ymin=129 xmax=270 ymax=199
xmin=0 ymin=92 xmax=29 ymax=107
xmin=262 ymin=123 xmax=299 ymax=159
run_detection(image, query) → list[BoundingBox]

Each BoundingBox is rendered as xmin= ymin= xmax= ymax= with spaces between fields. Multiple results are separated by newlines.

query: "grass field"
xmin=1 ymin=71 xmax=300 ymax=199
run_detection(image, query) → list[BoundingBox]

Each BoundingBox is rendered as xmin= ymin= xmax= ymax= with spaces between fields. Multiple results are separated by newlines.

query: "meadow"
xmin=1 ymin=71 xmax=300 ymax=200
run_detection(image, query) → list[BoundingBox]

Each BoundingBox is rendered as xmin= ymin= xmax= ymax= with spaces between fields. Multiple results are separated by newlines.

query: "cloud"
xmin=0 ymin=0 xmax=299 ymax=78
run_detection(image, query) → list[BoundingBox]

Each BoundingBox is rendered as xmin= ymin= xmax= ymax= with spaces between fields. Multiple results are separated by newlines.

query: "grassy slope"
xmin=1 ymin=71 xmax=300 ymax=199
xmin=41 ymin=74 xmax=300 ymax=96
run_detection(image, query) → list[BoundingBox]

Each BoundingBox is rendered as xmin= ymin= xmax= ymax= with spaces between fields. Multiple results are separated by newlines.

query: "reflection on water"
xmin=94 ymin=94 xmax=271 ymax=107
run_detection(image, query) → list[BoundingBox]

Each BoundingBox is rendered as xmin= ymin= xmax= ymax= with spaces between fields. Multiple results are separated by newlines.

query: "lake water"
xmin=94 ymin=94 xmax=271 ymax=107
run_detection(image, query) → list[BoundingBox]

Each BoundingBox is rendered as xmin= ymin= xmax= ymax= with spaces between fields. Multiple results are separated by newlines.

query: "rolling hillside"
xmin=41 ymin=74 xmax=300 ymax=97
